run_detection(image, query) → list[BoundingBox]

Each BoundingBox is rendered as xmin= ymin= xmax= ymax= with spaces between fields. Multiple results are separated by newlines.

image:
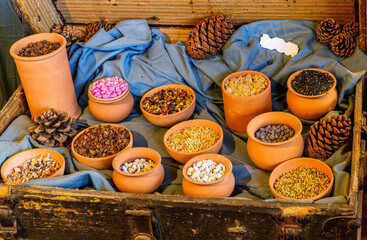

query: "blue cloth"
xmin=2 ymin=19 xmax=367 ymax=203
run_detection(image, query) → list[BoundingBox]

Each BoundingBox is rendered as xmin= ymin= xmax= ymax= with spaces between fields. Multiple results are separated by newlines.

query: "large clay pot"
xmin=88 ymin=84 xmax=134 ymax=123
xmin=182 ymin=153 xmax=235 ymax=197
xmin=286 ymin=68 xmax=338 ymax=120
xmin=222 ymin=70 xmax=272 ymax=133
xmin=269 ymin=157 xmax=334 ymax=200
xmin=140 ymin=84 xmax=196 ymax=127
xmin=9 ymin=33 xmax=81 ymax=119
xmin=247 ymin=112 xmax=304 ymax=171
xmin=1 ymin=148 xmax=65 ymax=185
xmin=112 ymin=147 xmax=164 ymax=193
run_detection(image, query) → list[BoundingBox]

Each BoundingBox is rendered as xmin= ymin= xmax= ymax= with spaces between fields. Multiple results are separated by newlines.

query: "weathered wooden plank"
xmin=54 ymin=0 xmax=355 ymax=26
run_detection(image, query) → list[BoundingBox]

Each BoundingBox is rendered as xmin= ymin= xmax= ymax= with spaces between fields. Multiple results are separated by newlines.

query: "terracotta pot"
xmin=112 ymin=147 xmax=164 ymax=193
xmin=163 ymin=119 xmax=223 ymax=164
xmin=1 ymin=148 xmax=65 ymax=185
xmin=88 ymin=84 xmax=134 ymax=123
xmin=182 ymin=153 xmax=235 ymax=197
xmin=222 ymin=70 xmax=272 ymax=133
xmin=140 ymin=84 xmax=196 ymax=127
xmin=71 ymin=124 xmax=133 ymax=169
xmin=286 ymin=68 xmax=338 ymax=120
xmin=246 ymin=112 xmax=304 ymax=171
xmin=269 ymin=157 xmax=334 ymax=200
xmin=9 ymin=33 xmax=81 ymax=119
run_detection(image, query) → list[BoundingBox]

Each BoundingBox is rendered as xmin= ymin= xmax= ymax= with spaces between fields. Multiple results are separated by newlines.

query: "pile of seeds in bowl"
xmin=89 ymin=76 xmax=129 ymax=99
xmin=291 ymin=70 xmax=334 ymax=96
xmin=224 ymin=74 xmax=268 ymax=96
xmin=18 ymin=40 xmax=61 ymax=57
xmin=73 ymin=125 xmax=130 ymax=158
xmin=187 ymin=159 xmax=226 ymax=183
xmin=142 ymin=88 xmax=193 ymax=115
xmin=120 ymin=158 xmax=155 ymax=174
xmin=166 ymin=125 xmax=220 ymax=153
xmin=7 ymin=153 xmax=61 ymax=183
xmin=255 ymin=124 xmax=295 ymax=143
xmin=274 ymin=166 xmax=331 ymax=199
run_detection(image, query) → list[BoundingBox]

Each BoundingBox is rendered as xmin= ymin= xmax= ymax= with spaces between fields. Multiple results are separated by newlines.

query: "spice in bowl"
xmin=291 ymin=70 xmax=334 ymax=96
xmin=120 ymin=158 xmax=156 ymax=174
xmin=224 ymin=74 xmax=268 ymax=96
xmin=255 ymin=124 xmax=295 ymax=143
xmin=166 ymin=125 xmax=220 ymax=153
xmin=18 ymin=40 xmax=61 ymax=57
xmin=273 ymin=166 xmax=331 ymax=199
xmin=142 ymin=88 xmax=193 ymax=115
xmin=89 ymin=76 xmax=129 ymax=99
xmin=187 ymin=159 xmax=226 ymax=183
xmin=7 ymin=153 xmax=61 ymax=183
xmin=73 ymin=125 xmax=130 ymax=158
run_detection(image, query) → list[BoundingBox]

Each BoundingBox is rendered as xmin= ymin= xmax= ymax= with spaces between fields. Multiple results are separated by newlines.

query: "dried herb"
xmin=291 ymin=70 xmax=334 ymax=96
xmin=225 ymin=74 xmax=268 ymax=96
xmin=18 ymin=40 xmax=61 ymax=57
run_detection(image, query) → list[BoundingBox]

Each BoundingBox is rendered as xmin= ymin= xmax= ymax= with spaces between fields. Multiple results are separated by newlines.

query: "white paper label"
xmin=259 ymin=34 xmax=299 ymax=57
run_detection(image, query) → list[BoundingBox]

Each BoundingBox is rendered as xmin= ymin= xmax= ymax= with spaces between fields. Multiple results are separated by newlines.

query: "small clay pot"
xmin=1 ymin=148 xmax=65 ymax=185
xmin=163 ymin=119 xmax=223 ymax=164
xmin=88 ymin=83 xmax=134 ymax=123
xmin=222 ymin=70 xmax=272 ymax=133
xmin=9 ymin=33 xmax=81 ymax=119
xmin=246 ymin=112 xmax=304 ymax=171
xmin=140 ymin=84 xmax=196 ymax=127
xmin=71 ymin=124 xmax=133 ymax=169
xmin=286 ymin=68 xmax=338 ymax=120
xmin=112 ymin=147 xmax=164 ymax=193
xmin=269 ymin=157 xmax=334 ymax=201
xmin=182 ymin=153 xmax=235 ymax=197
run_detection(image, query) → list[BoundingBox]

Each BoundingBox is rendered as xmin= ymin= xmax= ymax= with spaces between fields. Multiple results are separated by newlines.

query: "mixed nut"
xmin=187 ymin=159 xmax=226 ymax=183
xmin=120 ymin=158 xmax=156 ymax=174
xmin=225 ymin=74 xmax=268 ymax=96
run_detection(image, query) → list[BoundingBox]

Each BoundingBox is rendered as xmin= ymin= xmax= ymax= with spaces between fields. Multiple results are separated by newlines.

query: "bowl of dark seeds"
xmin=269 ymin=157 xmax=334 ymax=200
xmin=71 ymin=124 xmax=133 ymax=169
xmin=112 ymin=147 xmax=164 ymax=193
xmin=286 ymin=68 xmax=338 ymax=120
xmin=1 ymin=148 xmax=65 ymax=185
xmin=246 ymin=112 xmax=304 ymax=171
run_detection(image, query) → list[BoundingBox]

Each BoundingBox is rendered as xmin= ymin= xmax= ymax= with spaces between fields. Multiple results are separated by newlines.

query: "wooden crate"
xmin=1 ymin=0 xmax=366 ymax=239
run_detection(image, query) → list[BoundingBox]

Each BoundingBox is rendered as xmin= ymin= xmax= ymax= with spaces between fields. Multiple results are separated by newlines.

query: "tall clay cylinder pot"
xmin=222 ymin=70 xmax=272 ymax=133
xmin=9 ymin=33 xmax=81 ymax=119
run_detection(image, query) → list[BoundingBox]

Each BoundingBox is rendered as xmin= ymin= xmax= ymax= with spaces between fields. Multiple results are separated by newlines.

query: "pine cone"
xmin=28 ymin=109 xmax=78 ymax=147
xmin=51 ymin=24 xmax=86 ymax=52
xmin=186 ymin=14 xmax=235 ymax=60
xmin=331 ymin=33 xmax=356 ymax=58
xmin=342 ymin=21 xmax=359 ymax=38
xmin=85 ymin=21 xmax=115 ymax=41
xmin=304 ymin=115 xmax=351 ymax=158
xmin=317 ymin=18 xmax=341 ymax=45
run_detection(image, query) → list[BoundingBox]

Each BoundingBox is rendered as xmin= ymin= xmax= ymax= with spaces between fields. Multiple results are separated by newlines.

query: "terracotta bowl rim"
xmin=140 ymin=83 xmax=196 ymax=118
xmin=112 ymin=147 xmax=162 ymax=177
xmin=10 ymin=33 xmax=67 ymax=61
xmin=88 ymin=77 xmax=130 ymax=103
xmin=163 ymin=119 xmax=224 ymax=156
xmin=182 ymin=153 xmax=233 ymax=185
xmin=247 ymin=111 xmax=303 ymax=146
xmin=287 ymin=68 xmax=337 ymax=98
xmin=1 ymin=148 xmax=65 ymax=185
xmin=269 ymin=157 xmax=334 ymax=201
xmin=221 ymin=70 xmax=271 ymax=100
xmin=71 ymin=123 xmax=133 ymax=163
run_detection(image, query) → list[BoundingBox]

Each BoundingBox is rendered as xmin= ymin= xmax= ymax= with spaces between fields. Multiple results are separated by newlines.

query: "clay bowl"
xmin=71 ymin=124 xmax=133 ymax=169
xmin=269 ymin=157 xmax=334 ymax=201
xmin=140 ymin=84 xmax=196 ymax=127
xmin=247 ymin=111 xmax=304 ymax=171
xmin=182 ymin=153 xmax=235 ymax=197
xmin=112 ymin=147 xmax=164 ymax=193
xmin=1 ymin=148 xmax=65 ymax=185
xmin=88 ymin=78 xmax=134 ymax=123
xmin=163 ymin=119 xmax=224 ymax=164
xmin=286 ymin=68 xmax=338 ymax=120
xmin=221 ymin=70 xmax=272 ymax=133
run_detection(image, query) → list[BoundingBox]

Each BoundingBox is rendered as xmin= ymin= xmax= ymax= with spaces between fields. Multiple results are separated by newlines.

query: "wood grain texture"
xmin=54 ymin=0 xmax=356 ymax=26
